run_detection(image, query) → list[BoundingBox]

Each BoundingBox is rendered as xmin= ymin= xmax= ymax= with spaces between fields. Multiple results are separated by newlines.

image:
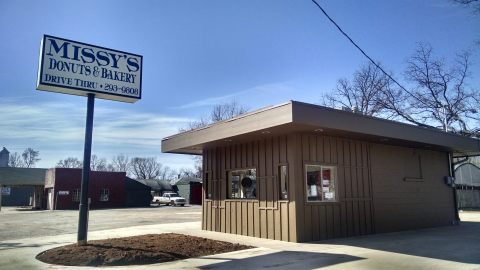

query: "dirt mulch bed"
xmin=36 ymin=233 xmax=252 ymax=266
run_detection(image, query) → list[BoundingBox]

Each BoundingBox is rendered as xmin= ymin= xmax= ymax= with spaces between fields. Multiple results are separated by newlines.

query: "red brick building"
xmin=44 ymin=168 xmax=126 ymax=210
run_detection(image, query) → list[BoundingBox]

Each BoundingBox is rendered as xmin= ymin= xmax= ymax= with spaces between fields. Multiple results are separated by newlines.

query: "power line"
xmin=310 ymin=0 xmax=412 ymax=95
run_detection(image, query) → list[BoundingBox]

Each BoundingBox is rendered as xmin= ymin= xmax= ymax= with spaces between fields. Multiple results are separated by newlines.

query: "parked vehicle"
xmin=153 ymin=192 xmax=186 ymax=206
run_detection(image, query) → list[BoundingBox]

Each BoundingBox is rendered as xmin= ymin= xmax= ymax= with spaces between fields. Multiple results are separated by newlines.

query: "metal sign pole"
xmin=36 ymin=35 xmax=141 ymax=243
xmin=77 ymin=93 xmax=95 ymax=245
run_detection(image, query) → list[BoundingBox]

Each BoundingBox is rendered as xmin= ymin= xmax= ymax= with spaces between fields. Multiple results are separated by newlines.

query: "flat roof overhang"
xmin=161 ymin=101 xmax=480 ymax=158
xmin=0 ymin=168 xmax=47 ymax=186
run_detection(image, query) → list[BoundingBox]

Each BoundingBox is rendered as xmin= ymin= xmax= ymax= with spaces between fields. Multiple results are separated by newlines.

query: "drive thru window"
xmin=305 ymin=165 xmax=337 ymax=202
xmin=227 ymin=169 xmax=257 ymax=199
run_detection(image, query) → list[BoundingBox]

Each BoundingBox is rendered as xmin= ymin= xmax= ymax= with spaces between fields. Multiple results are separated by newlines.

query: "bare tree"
xmin=178 ymin=167 xmax=197 ymax=178
xmin=158 ymin=165 xmax=176 ymax=181
xmin=382 ymin=43 xmax=479 ymax=134
xmin=179 ymin=100 xmax=248 ymax=132
xmin=192 ymin=158 xmax=202 ymax=177
xmin=21 ymin=148 xmax=40 ymax=168
xmin=130 ymin=157 xmax=162 ymax=179
xmin=324 ymin=44 xmax=479 ymax=136
xmin=7 ymin=148 xmax=40 ymax=168
xmin=108 ymin=154 xmax=131 ymax=173
xmin=56 ymin=157 xmax=83 ymax=168
xmin=453 ymin=0 xmax=480 ymax=14
xmin=210 ymin=100 xmax=249 ymax=122
xmin=8 ymin=152 xmax=25 ymax=167
xmin=323 ymin=62 xmax=391 ymax=116
xmin=180 ymin=117 xmax=210 ymax=132
xmin=179 ymin=100 xmax=248 ymax=176
xmin=90 ymin=154 xmax=107 ymax=171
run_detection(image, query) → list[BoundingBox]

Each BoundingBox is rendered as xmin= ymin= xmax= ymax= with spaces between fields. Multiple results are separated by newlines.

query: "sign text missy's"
xmin=37 ymin=35 xmax=142 ymax=103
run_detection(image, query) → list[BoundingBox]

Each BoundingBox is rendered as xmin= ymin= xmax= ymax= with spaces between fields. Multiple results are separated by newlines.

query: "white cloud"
xmin=178 ymin=82 xmax=293 ymax=109
xmin=1 ymin=101 xmax=190 ymax=144
xmin=93 ymin=107 xmax=192 ymax=147
xmin=0 ymin=100 xmax=195 ymax=169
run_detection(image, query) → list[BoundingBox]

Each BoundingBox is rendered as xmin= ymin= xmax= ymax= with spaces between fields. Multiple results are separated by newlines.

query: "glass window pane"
xmin=100 ymin=188 xmax=109 ymax=201
xmin=279 ymin=165 xmax=288 ymax=200
xmin=306 ymin=165 xmax=336 ymax=202
xmin=306 ymin=165 xmax=322 ymax=201
xmin=228 ymin=169 xmax=256 ymax=199
xmin=321 ymin=167 xmax=336 ymax=201
xmin=205 ymin=172 xmax=211 ymax=199
xmin=72 ymin=189 xmax=80 ymax=202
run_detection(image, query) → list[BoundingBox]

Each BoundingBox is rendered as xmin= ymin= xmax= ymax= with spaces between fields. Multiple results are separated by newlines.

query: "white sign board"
xmin=58 ymin=191 xmax=70 ymax=195
xmin=37 ymin=35 xmax=142 ymax=103
xmin=1 ymin=187 xmax=11 ymax=196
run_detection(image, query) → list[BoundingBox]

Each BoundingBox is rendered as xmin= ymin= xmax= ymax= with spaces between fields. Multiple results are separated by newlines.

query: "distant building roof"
xmin=0 ymin=167 xmax=47 ymax=186
xmin=135 ymin=179 xmax=175 ymax=191
xmin=175 ymin=177 xmax=202 ymax=185
xmin=125 ymin=177 xmax=152 ymax=191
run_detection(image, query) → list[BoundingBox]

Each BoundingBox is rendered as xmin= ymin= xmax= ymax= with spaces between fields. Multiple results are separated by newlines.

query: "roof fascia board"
xmin=291 ymin=101 xmax=480 ymax=154
xmin=162 ymin=102 xmax=294 ymax=153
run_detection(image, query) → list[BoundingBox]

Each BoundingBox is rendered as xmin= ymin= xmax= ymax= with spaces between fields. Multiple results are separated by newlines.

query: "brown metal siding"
xmin=202 ymin=135 xmax=295 ymax=241
xmin=201 ymin=133 xmax=454 ymax=242
xmin=202 ymin=133 xmax=376 ymax=242
xmin=295 ymin=134 xmax=374 ymax=242
xmin=370 ymin=144 xmax=455 ymax=233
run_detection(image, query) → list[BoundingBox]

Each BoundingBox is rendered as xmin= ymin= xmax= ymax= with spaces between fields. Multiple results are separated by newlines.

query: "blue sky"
xmin=1 ymin=0 xmax=479 ymax=169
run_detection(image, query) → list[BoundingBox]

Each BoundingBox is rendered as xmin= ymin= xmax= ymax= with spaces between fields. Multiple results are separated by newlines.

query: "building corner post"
xmin=448 ymin=153 xmax=460 ymax=225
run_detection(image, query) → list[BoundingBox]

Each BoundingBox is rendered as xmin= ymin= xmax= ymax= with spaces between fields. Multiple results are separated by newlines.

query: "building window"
xmin=279 ymin=165 xmax=288 ymax=200
xmin=306 ymin=165 xmax=336 ymax=202
xmin=205 ymin=172 xmax=212 ymax=199
xmin=100 ymin=188 xmax=109 ymax=202
xmin=228 ymin=169 xmax=256 ymax=199
xmin=72 ymin=189 xmax=80 ymax=202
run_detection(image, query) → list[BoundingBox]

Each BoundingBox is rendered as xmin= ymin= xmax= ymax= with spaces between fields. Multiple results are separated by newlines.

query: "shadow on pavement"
xmin=14 ymin=208 xmax=39 ymax=212
xmin=198 ymin=251 xmax=364 ymax=270
xmin=0 ymin=242 xmax=42 ymax=251
xmin=312 ymin=221 xmax=480 ymax=264
xmin=148 ymin=204 xmax=194 ymax=208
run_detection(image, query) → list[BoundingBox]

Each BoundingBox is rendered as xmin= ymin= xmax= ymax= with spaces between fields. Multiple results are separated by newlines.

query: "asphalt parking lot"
xmin=0 ymin=205 xmax=201 ymax=241
xmin=0 ymin=211 xmax=479 ymax=269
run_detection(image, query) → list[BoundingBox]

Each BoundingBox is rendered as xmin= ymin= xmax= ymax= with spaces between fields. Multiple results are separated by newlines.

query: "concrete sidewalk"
xmin=1 ymin=213 xmax=480 ymax=270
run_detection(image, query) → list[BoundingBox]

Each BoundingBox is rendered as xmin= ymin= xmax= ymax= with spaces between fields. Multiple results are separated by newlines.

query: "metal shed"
xmin=136 ymin=179 xmax=177 ymax=196
xmin=162 ymin=101 xmax=480 ymax=242
xmin=124 ymin=177 xmax=152 ymax=207
xmin=0 ymin=167 xmax=47 ymax=210
xmin=174 ymin=177 xmax=202 ymax=205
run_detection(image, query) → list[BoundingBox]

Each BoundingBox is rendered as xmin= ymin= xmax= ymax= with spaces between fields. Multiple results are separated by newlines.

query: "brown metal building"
xmin=162 ymin=101 xmax=480 ymax=242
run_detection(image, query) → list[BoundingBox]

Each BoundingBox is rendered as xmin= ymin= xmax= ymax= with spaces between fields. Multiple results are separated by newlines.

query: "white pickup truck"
xmin=153 ymin=192 xmax=186 ymax=206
